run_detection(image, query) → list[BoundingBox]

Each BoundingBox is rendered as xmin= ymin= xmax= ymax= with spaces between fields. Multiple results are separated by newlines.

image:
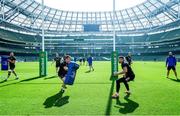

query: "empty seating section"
xmin=0 ymin=28 xmax=179 ymax=56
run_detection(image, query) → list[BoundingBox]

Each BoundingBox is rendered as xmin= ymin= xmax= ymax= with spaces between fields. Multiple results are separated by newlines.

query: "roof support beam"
xmin=0 ymin=0 xmax=5 ymax=20
xmin=131 ymin=8 xmax=144 ymax=29
xmin=125 ymin=9 xmax=136 ymax=30
xmin=48 ymin=10 xmax=57 ymax=30
xmin=104 ymin=12 xmax=109 ymax=31
xmin=143 ymin=3 xmax=163 ymax=26
xmin=119 ymin=11 xmax=128 ymax=30
xmin=20 ymin=2 xmax=38 ymax=26
xmin=56 ymin=11 xmax=63 ymax=31
xmin=39 ymin=8 xmax=51 ymax=29
xmin=68 ymin=12 xmax=74 ymax=32
xmin=178 ymin=0 xmax=180 ymax=19
xmin=75 ymin=12 xmax=78 ymax=31
xmin=4 ymin=0 xmax=26 ymax=20
xmin=29 ymin=5 xmax=43 ymax=29
xmin=115 ymin=12 xmax=122 ymax=31
xmin=62 ymin=11 xmax=68 ymax=32
xmin=152 ymin=0 xmax=178 ymax=19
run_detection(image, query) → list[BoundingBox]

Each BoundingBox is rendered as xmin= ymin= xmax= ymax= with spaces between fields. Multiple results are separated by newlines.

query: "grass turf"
xmin=0 ymin=61 xmax=180 ymax=115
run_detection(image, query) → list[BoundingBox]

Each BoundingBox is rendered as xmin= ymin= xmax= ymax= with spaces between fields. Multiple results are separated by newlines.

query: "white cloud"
xmin=36 ymin=0 xmax=146 ymax=12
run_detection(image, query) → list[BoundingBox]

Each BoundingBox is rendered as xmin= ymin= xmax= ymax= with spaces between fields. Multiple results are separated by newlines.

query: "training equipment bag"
xmin=1 ymin=56 xmax=8 ymax=70
xmin=64 ymin=62 xmax=79 ymax=85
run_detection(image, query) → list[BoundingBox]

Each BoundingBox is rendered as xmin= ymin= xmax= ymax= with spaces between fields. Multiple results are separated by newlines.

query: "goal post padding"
xmin=39 ymin=51 xmax=47 ymax=77
xmin=111 ymin=51 xmax=118 ymax=79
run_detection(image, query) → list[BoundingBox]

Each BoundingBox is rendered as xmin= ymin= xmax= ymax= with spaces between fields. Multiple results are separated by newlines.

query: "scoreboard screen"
xmin=83 ymin=24 xmax=100 ymax=32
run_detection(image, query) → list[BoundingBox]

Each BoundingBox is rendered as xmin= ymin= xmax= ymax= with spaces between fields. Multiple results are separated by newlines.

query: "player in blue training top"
xmin=166 ymin=52 xmax=178 ymax=80
xmin=60 ymin=55 xmax=79 ymax=92
xmin=87 ymin=55 xmax=94 ymax=72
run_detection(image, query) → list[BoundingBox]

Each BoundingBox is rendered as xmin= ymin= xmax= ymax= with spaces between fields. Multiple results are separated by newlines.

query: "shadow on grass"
xmin=44 ymin=76 xmax=57 ymax=80
xmin=0 ymin=80 xmax=7 ymax=84
xmin=0 ymin=76 xmax=45 ymax=87
xmin=19 ymin=82 xmax=111 ymax=85
xmin=43 ymin=91 xmax=69 ymax=108
xmin=105 ymin=76 xmax=115 ymax=115
xmin=20 ymin=76 xmax=41 ymax=82
xmin=0 ymin=76 xmax=44 ymax=84
xmin=168 ymin=78 xmax=180 ymax=82
xmin=85 ymin=70 xmax=91 ymax=73
xmin=0 ymin=78 xmax=16 ymax=84
xmin=115 ymin=94 xmax=139 ymax=114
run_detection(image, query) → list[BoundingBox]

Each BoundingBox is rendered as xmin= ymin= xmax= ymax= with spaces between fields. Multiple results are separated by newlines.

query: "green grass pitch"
xmin=0 ymin=61 xmax=180 ymax=115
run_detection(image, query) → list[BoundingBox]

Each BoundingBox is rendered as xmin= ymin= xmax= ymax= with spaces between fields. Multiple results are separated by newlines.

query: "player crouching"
xmin=112 ymin=56 xmax=135 ymax=99
xmin=58 ymin=55 xmax=79 ymax=92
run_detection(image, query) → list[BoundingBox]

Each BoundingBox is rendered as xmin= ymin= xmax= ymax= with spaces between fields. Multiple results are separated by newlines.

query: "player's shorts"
xmin=59 ymin=76 xmax=65 ymax=79
xmin=58 ymin=72 xmax=66 ymax=79
xmin=9 ymin=65 xmax=15 ymax=71
xmin=167 ymin=66 xmax=176 ymax=71
xmin=58 ymin=74 xmax=65 ymax=79
xmin=58 ymin=73 xmax=65 ymax=79
xmin=125 ymin=75 xmax=135 ymax=81
xmin=88 ymin=63 xmax=92 ymax=66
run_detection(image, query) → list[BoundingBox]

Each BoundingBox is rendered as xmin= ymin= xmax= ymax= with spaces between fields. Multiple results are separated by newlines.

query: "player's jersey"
xmin=166 ymin=56 xmax=176 ymax=67
xmin=58 ymin=61 xmax=68 ymax=77
xmin=54 ymin=57 xmax=61 ymax=66
xmin=87 ymin=57 xmax=93 ymax=64
xmin=8 ymin=56 xmax=16 ymax=67
xmin=125 ymin=56 xmax=132 ymax=65
xmin=121 ymin=62 xmax=135 ymax=78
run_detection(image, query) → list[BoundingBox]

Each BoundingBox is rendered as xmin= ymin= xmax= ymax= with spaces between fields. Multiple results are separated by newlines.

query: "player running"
xmin=52 ymin=53 xmax=61 ymax=73
xmin=112 ymin=56 xmax=135 ymax=99
xmin=87 ymin=55 xmax=94 ymax=72
xmin=5 ymin=52 xmax=19 ymax=81
xmin=59 ymin=55 xmax=79 ymax=92
xmin=166 ymin=52 xmax=178 ymax=80
xmin=125 ymin=52 xmax=132 ymax=66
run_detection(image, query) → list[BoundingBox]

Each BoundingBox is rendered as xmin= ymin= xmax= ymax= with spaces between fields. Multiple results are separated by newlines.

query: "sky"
xmin=35 ymin=0 xmax=146 ymax=12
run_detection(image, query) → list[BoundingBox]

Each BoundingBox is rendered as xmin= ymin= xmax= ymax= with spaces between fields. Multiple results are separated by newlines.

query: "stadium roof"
xmin=0 ymin=0 xmax=180 ymax=35
xmin=35 ymin=0 xmax=146 ymax=12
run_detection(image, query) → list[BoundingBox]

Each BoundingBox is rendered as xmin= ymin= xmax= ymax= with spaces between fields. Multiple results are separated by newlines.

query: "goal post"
xmin=39 ymin=0 xmax=47 ymax=77
xmin=111 ymin=0 xmax=118 ymax=79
